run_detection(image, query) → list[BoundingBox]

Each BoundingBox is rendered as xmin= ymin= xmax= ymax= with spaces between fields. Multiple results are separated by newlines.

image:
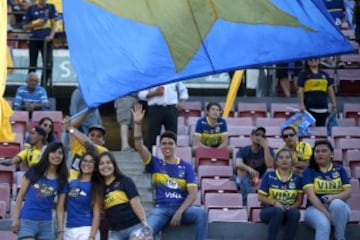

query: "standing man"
xmin=138 ymin=82 xmax=188 ymax=150
xmin=22 ymin=0 xmax=58 ymax=86
xmin=280 ymin=125 xmax=312 ymax=175
xmin=13 ymin=72 xmax=49 ymax=112
xmin=193 ymin=102 xmax=230 ymax=153
xmin=132 ymin=103 xmax=208 ymax=240
xmin=235 ymin=127 xmax=274 ymax=204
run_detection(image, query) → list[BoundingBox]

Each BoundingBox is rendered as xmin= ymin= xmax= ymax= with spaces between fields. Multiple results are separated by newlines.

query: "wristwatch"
xmin=69 ymin=127 xmax=75 ymax=134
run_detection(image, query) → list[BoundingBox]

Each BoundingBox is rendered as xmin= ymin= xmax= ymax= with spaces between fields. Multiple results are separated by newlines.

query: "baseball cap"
xmin=88 ymin=125 xmax=106 ymax=136
xmin=251 ymin=127 xmax=266 ymax=135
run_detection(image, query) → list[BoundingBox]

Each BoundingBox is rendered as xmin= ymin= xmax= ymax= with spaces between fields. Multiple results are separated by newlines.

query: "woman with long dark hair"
xmin=297 ymin=58 xmax=337 ymax=126
xmin=24 ymin=117 xmax=58 ymax=147
xmin=303 ymin=140 xmax=351 ymax=240
xmin=258 ymin=148 xmax=303 ymax=240
xmin=98 ymin=151 xmax=152 ymax=240
xmin=57 ymin=151 xmax=103 ymax=240
xmin=11 ymin=142 xmax=68 ymax=239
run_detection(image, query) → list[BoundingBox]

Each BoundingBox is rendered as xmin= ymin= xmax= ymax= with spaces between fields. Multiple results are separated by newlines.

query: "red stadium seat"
xmin=229 ymin=137 xmax=251 ymax=149
xmin=0 ymin=231 xmax=16 ymax=240
xmin=226 ymin=117 xmax=253 ymax=127
xmin=0 ymin=201 xmax=6 ymax=219
xmin=351 ymin=179 xmax=360 ymax=194
xmin=237 ymin=103 xmax=267 ymax=122
xmin=208 ymin=208 xmax=248 ymax=223
xmin=255 ymin=117 xmax=286 ymax=128
xmin=227 ymin=126 xmax=253 ymax=138
xmin=267 ymin=137 xmax=284 ymax=149
xmin=270 ymin=103 xmax=299 ymax=119
xmin=198 ymin=165 xmax=233 ymax=183
xmin=0 ymin=184 xmax=10 ymax=211
xmin=337 ymin=138 xmax=360 ymax=157
xmin=205 ymin=102 xmax=235 ymax=118
xmin=0 ymin=165 xmax=15 ymax=189
xmin=337 ymin=69 xmax=360 ymax=96
xmin=201 ymin=179 xmax=238 ymax=203
xmin=337 ymin=118 xmax=356 ymax=127
xmin=30 ymin=111 xmax=63 ymax=139
xmin=187 ymin=116 xmax=200 ymax=127
xmin=333 ymin=127 xmax=360 ymax=149
xmin=246 ymin=193 xmax=261 ymax=222
xmin=354 ymin=167 xmax=360 ymax=180
xmin=343 ymin=103 xmax=360 ymax=126
xmin=195 ymin=147 xmax=230 ymax=170
xmin=179 ymin=101 xmax=202 ymax=120
xmin=10 ymin=111 xmax=29 ymax=137
xmin=308 ymin=127 xmax=328 ymax=139
xmin=204 ymin=192 xmax=243 ymax=210
xmin=346 ymin=150 xmax=360 ymax=177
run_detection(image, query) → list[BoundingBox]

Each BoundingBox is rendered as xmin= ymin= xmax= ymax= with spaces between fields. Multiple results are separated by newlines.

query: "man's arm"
xmin=63 ymin=116 xmax=96 ymax=151
xmin=170 ymin=186 xmax=197 ymax=227
xmin=193 ymin=134 xmax=208 ymax=149
xmin=217 ymin=133 xmax=229 ymax=149
xmin=132 ymin=103 xmax=151 ymax=163
xmin=327 ymin=85 xmax=337 ymax=113
xmin=259 ymin=138 xmax=274 ymax=168
xmin=235 ymin=157 xmax=258 ymax=177
xmin=297 ymin=87 xmax=305 ymax=112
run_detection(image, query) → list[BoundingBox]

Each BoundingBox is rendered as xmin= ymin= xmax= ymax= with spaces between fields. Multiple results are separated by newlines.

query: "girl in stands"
xmin=258 ymin=148 xmax=303 ymax=240
xmin=303 ymin=140 xmax=351 ymax=240
xmin=24 ymin=117 xmax=58 ymax=148
xmin=98 ymin=151 xmax=152 ymax=240
xmin=11 ymin=142 xmax=68 ymax=239
xmin=57 ymin=151 xmax=103 ymax=240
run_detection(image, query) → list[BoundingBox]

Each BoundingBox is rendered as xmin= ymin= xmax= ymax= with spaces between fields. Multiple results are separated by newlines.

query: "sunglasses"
xmin=282 ymin=133 xmax=296 ymax=139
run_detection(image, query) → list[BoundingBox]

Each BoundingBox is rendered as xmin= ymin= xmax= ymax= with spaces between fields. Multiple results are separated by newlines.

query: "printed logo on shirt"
xmin=269 ymin=189 xmax=298 ymax=205
xmin=165 ymin=192 xmax=183 ymax=199
xmin=314 ymin=177 xmax=342 ymax=194
xmin=68 ymin=187 xmax=87 ymax=198
xmin=166 ymin=179 xmax=179 ymax=189
xmin=33 ymin=183 xmax=57 ymax=197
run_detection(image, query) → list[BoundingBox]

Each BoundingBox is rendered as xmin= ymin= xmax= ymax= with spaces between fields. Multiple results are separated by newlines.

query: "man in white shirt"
xmin=138 ymin=82 xmax=188 ymax=150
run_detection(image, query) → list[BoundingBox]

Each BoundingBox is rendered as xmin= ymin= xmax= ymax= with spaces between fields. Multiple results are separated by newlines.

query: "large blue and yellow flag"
xmin=63 ymin=0 xmax=354 ymax=107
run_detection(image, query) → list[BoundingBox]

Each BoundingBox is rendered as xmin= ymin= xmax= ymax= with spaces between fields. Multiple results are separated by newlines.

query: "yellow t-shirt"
xmin=17 ymin=147 xmax=43 ymax=167
xmin=68 ymin=138 xmax=108 ymax=180
xmin=280 ymin=141 xmax=312 ymax=162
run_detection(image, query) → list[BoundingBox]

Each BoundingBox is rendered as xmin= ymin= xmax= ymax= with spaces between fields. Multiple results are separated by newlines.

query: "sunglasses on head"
xmin=282 ymin=133 xmax=296 ymax=139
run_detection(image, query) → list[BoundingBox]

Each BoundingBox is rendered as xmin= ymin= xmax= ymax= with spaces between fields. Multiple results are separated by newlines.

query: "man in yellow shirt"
xmin=280 ymin=125 xmax=312 ymax=175
xmin=0 ymin=126 xmax=47 ymax=168
xmin=63 ymin=116 xmax=108 ymax=179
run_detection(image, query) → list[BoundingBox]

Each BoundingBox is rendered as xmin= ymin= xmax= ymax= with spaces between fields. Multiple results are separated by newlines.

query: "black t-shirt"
xmin=104 ymin=175 xmax=140 ymax=230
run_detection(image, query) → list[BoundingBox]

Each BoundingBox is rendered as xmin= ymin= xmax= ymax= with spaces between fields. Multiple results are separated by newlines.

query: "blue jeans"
xmin=236 ymin=174 xmax=256 ymax=204
xmin=305 ymin=199 xmax=350 ymax=240
xmin=148 ymin=205 xmax=208 ymax=240
xmin=18 ymin=218 xmax=53 ymax=240
xmin=260 ymin=207 xmax=300 ymax=240
xmin=109 ymin=223 xmax=143 ymax=240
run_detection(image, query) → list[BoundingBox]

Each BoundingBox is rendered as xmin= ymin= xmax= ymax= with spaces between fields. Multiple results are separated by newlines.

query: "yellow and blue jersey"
xmin=145 ymin=155 xmax=197 ymax=206
xmin=104 ymin=176 xmax=140 ymax=230
xmin=194 ymin=116 xmax=228 ymax=147
xmin=17 ymin=146 xmax=43 ymax=167
xmin=280 ymin=142 xmax=312 ymax=163
xmin=22 ymin=4 xmax=58 ymax=39
xmin=303 ymin=163 xmax=351 ymax=207
xmin=297 ymin=70 xmax=333 ymax=110
xmin=258 ymin=170 xmax=303 ymax=206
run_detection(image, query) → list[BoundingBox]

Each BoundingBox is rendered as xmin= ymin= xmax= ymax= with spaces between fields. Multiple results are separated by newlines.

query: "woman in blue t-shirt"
xmin=57 ymin=151 xmax=104 ymax=240
xmin=303 ymin=140 xmax=351 ymax=240
xmin=258 ymin=148 xmax=303 ymax=240
xmin=12 ymin=142 xmax=68 ymax=239
xmin=98 ymin=151 xmax=152 ymax=240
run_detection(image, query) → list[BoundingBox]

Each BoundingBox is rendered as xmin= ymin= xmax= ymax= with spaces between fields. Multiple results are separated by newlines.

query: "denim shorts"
xmin=18 ymin=218 xmax=53 ymax=240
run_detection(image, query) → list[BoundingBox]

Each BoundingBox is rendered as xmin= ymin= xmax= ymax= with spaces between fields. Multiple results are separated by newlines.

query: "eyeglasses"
xmin=82 ymin=159 xmax=95 ymax=165
xmin=282 ymin=133 xmax=296 ymax=139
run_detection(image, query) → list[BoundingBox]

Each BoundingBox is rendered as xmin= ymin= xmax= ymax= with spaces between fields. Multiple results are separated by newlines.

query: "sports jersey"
xmin=66 ymin=180 xmax=93 ymax=228
xmin=303 ymin=163 xmax=351 ymax=207
xmin=17 ymin=146 xmax=44 ymax=167
xmin=20 ymin=168 xmax=66 ymax=220
xmin=297 ymin=70 xmax=333 ymax=110
xmin=13 ymin=85 xmax=49 ymax=110
xmin=69 ymin=138 xmax=108 ymax=180
xmin=258 ymin=170 xmax=303 ymax=206
xmin=104 ymin=176 xmax=140 ymax=230
xmin=22 ymin=3 xmax=58 ymax=39
xmin=280 ymin=141 xmax=312 ymax=163
xmin=236 ymin=146 xmax=275 ymax=178
xmin=194 ymin=116 xmax=228 ymax=147
xmin=145 ymin=155 xmax=197 ymax=206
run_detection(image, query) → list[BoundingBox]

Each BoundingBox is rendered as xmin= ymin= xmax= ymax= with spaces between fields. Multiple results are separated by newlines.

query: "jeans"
xmin=260 ymin=207 xmax=300 ymax=240
xmin=28 ymin=39 xmax=53 ymax=86
xmin=236 ymin=174 xmax=256 ymax=204
xmin=109 ymin=223 xmax=143 ymax=240
xmin=305 ymin=199 xmax=350 ymax=240
xmin=147 ymin=205 xmax=208 ymax=240
xmin=18 ymin=218 xmax=53 ymax=240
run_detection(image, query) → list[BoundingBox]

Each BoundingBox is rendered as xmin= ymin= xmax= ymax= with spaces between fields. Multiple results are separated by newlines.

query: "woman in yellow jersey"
xmin=258 ymin=148 xmax=303 ymax=240
xmin=303 ymin=140 xmax=351 ymax=240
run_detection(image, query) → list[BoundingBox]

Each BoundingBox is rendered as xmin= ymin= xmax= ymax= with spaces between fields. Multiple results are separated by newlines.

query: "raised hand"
xmin=132 ymin=103 xmax=145 ymax=124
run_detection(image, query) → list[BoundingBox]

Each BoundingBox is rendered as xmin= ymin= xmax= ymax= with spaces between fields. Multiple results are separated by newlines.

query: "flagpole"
xmin=223 ymin=70 xmax=244 ymax=118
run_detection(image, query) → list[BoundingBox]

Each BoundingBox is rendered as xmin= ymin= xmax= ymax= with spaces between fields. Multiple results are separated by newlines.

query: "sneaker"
xmin=121 ymin=147 xmax=135 ymax=152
